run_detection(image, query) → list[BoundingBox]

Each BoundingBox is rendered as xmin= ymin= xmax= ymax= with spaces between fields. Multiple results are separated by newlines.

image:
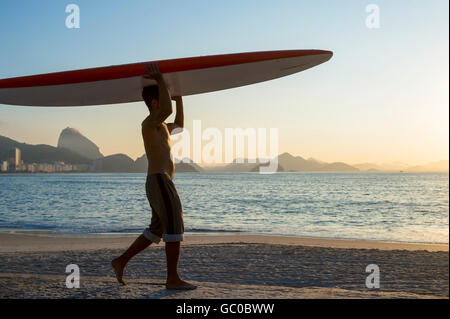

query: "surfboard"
xmin=0 ymin=49 xmax=332 ymax=106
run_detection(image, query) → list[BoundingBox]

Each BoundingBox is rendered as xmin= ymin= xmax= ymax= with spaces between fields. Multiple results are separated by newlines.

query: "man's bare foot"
xmin=166 ymin=278 xmax=197 ymax=290
xmin=111 ymin=258 xmax=126 ymax=285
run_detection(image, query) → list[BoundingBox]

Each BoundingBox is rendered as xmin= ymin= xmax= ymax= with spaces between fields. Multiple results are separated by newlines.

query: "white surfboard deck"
xmin=0 ymin=50 xmax=332 ymax=106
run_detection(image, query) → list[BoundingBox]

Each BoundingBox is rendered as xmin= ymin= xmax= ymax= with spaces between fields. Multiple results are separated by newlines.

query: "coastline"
xmin=1 ymin=171 xmax=449 ymax=175
xmin=0 ymin=232 xmax=447 ymax=253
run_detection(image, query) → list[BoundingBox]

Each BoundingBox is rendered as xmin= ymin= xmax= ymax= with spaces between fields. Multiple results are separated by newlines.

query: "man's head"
xmin=142 ymin=86 xmax=159 ymax=113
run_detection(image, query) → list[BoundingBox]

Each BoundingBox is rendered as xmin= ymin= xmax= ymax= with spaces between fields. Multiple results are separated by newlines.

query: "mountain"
xmin=353 ymin=163 xmax=383 ymax=171
xmin=307 ymin=157 xmax=326 ymax=164
xmin=92 ymin=153 xmax=202 ymax=173
xmin=219 ymin=161 xmax=261 ymax=172
xmin=135 ymin=155 xmax=202 ymax=173
xmin=277 ymin=153 xmax=317 ymax=171
xmin=353 ymin=162 xmax=411 ymax=171
xmin=220 ymin=158 xmax=284 ymax=172
xmin=57 ymin=127 xmax=103 ymax=160
xmin=176 ymin=158 xmax=204 ymax=172
xmin=319 ymin=162 xmax=358 ymax=172
xmin=134 ymin=154 xmax=148 ymax=172
xmin=353 ymin=161 xmax=449 ymax=172
xmin=207 ymin=152 xmax=360 ymax=172
xmin=0 ymin=135 xmax=91 ymax=164
xmin=406 ymin=160 xmax=449 ymax=172
xmin=277 ymin=153 xmax=359 ymax=172
xmin=92 ymin=154 xmax=137 ymax=172
xmin=176 ymin=162 xmax=202 ymax=172
xmin=251 ymin=163 xmax=285 ymax=172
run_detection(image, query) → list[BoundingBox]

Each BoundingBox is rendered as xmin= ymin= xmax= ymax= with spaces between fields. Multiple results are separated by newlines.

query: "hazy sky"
xmin=0 ymin=0 xmax=448 ymax=165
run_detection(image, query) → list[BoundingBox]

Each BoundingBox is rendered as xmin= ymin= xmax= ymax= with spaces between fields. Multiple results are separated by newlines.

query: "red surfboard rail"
xmin=0 ymin=50 xmax=332 ymax=89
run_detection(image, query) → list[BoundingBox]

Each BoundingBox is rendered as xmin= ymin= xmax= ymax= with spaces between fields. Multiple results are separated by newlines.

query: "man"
xmin=111 ymin=63 xmax=196 ymax=290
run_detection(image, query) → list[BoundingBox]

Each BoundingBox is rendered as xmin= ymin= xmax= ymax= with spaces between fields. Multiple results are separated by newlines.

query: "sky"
xmin=0 ymin=0 xmax=448 ymax=165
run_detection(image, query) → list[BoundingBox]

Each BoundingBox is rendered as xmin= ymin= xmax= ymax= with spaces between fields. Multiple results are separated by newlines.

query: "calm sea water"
xmin=0 ymin=172 xmax=448 ymax=243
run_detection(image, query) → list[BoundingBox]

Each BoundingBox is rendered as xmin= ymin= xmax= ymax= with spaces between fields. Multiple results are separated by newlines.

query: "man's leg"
xmin=111 ymin=234 xmax=152 ymax=285
xmin=165 ymin=241 xmax=197 ymax=290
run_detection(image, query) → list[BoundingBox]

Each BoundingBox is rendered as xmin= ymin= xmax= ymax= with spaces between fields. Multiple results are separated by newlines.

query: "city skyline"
xmin=0 ymin=146 xmax=85 ymax=173
xmin=0 ymin=1 xmax=448 ymax=164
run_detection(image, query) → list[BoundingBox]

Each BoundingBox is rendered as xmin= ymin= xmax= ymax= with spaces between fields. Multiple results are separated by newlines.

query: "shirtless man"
xmin=111 ymin=63 xmax=196 ymax=290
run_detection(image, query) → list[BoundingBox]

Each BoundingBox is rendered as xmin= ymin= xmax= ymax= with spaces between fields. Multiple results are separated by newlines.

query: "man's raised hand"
xmin=144 ymin=63 xmax=163 ymax=81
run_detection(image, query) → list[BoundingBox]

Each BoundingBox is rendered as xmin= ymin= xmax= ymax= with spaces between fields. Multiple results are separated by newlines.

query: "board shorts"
xmin=142 ymin=173 xmax=184 ymax=243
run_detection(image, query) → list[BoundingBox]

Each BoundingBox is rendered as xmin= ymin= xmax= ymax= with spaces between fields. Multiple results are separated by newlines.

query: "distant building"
xmin=73 ymin=164 xmax=89 ymax=172
xmin=26 ymin=163 xmax=38 ymax=173
xmin=1 ymin=161 xmax=8 ymax=172
xmin=8 ymin=147 xmax=20 ymax=166
xmin=55 ymin=162 xmax=73 ymax=172
xmin=42 ymin=163 xmax=55 ymax=173
xmin=8 ymin=147 xmax=21 ymax=171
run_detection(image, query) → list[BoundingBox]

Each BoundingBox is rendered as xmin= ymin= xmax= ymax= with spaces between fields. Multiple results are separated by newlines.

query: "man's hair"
xmin=142 ymin=86 xmax=159 ymax=106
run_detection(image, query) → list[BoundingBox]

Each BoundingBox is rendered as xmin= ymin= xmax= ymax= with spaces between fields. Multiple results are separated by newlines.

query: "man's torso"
xmin=142 ymin=119 xmax=174 ymax=179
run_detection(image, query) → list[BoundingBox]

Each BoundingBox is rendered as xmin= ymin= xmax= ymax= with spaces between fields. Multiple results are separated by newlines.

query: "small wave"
xmin=186 ymin=228 xmax=244 ymax=233
xmin=106 ymin=228 xmax=143 ymax=233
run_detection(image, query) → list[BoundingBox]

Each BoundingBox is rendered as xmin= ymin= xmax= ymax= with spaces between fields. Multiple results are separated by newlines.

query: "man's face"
xmin=144 ymin=95 xmax=159 ymax=113
xmin=150 ymin=98 xmax=159 ymax=112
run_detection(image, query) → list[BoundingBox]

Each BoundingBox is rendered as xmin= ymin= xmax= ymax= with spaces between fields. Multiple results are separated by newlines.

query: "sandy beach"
xmin=0 ymin=232 xmax=448 ymax=299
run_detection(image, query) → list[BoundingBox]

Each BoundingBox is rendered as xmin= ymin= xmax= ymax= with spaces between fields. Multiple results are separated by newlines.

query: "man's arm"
xmin=167 ymin=96 xmax=184 ymax=135
xmin=145 ymin=63 xmax=173 ymax=124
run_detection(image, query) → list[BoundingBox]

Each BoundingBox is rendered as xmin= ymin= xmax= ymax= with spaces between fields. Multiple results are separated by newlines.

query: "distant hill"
xmin=307 ymin=157 xmax=326 ymax=165
xmin=212 ymin=153 xmax=359 ymax=172
xmin=94 ymin=154 xmax=202 ymax=173
xmin=277 ymin=153 xmax=316 ymax=171
xmin=320 ymin=162 xmax=358 ymax=172
xmin=277 ymin=153 xmax=359 ymax=172
xmin=406 ymin=160 xmax=449 ymax=172
xmin=57 ymin=127 xmax=103 ymax=160
xmin=92 ymin=154 xmax=137 ymax=172
xmin=354 ymin=161 xmax=449 ymax=172
xmin=353 ymin=163 xmax=383 ymax=171
xmin=0 ymin=135 xmax=91 ymax=164
xmin=176 ymin=162 xmax=202 ymax=172
xmin=176 ymin=158 xmax=204 ymax=172
xmin=135 ymin=155 xmax=202 ymax=173
xmin=354 ymin=162 xmax=409 ymax=171
xmin=218 ymin=158 xmax=284 ymax=172
xmin=135 ymin=154 xmax=147 ymax=172
xmin=250 ymin=163 xmax=285 ymax=172
xmin=219 ymin=161 xmax=261 ymax=172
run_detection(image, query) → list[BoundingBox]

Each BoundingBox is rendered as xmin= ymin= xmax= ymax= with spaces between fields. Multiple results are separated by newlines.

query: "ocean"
xmin=0 ymin=172 xmax=448 ymax=244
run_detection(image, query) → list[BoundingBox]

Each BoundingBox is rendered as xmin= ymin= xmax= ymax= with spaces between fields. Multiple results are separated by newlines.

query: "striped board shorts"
xmin=142 ymin=173 xmax=184 ymax=243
